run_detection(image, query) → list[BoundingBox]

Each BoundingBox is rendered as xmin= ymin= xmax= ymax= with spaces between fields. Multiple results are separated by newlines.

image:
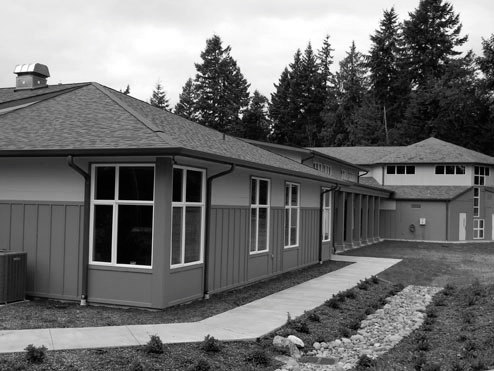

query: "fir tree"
xmin=193 ymin=35 xmax=250 ymax=134
xmin=240 ymin=90 xmax=271 ymax=140
xmin=121 ymin=85 xmax=130 ymax=95
xmin=149 ymin=81 xmax=170 ymax=111
xmin=174 ymin=78 xmax=197 ymax=120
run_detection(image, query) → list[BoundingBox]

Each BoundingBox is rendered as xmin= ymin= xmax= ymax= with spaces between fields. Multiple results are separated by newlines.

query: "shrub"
xmin=308 ymin=312 xmax=321 ymax=322
xmin=338 ymin=326 xmax=352 ymax=338
xmin=345 ymin=289 xmax=357 ymax=299
xmin=364 ymin=307 xmax=375 ymax=316
xmin=188 ymin=358 xmax=211 ymax=371
xmin=245 ymin=349 xmax=270 ymax=366
xmin=355 ymin=354 xmax=377 ymax=370
xmin=288 ymin=319 xmax=310 ymax=334
xmin=426 ymin=307 xmax=438 ymax=319
xmin=200 ymin=335 xmax=221 ymax=353
xmin=336 ymin=292 xmax=347 ymax=302
xmin=24 ymin=344 xmax=47 ymax=364
xmin=325 ymin=297 xmax=341 ymax=309
xmin=370 ymin=275 xmax=380 ymax=284
xmin=443 ymin=283 xmax=456 ymax=296
xmin=357 ymin=280 xmax=369 ymax=291
xmin=143 ymin=335 xmax=163 ymax=354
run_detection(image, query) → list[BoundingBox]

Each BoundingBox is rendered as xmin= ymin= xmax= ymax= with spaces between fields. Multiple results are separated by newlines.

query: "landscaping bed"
xmin=0 ymin=260 xmax=350 ymax=330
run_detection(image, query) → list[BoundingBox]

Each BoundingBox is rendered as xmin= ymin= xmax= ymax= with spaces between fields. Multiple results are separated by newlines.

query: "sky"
xmin=1 ymin=1 xmax=492 ymax=107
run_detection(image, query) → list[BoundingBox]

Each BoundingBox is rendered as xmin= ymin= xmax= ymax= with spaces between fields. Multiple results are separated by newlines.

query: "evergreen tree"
xmin=478 ymin=34 xmax=494 ymax=91
xmin=174 ymin=78 xmax=197 ymax=120
xmin=317 ymin=35 xmax=335 ymax=91
xmin=149 ymin=81 xmax=170 ymax=111
xmin=402 ymin=0 xmax=468 ymax=86
xmin=193 ymin=35 xmax=250 ymax=134
xmin=269 ymin=68 xmax=292 ymax=144
xmin=240 ymin=90 xmax=271 ymax=140
xmin=366 ymin=8 xmax=408 ymax=143
xmin=121 ymin=84 xmax=130 ymax=95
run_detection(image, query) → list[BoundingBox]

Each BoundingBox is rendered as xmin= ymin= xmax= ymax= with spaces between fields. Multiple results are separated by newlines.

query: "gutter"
xmin=203 ymin=164 xmax=236 ymax=299
xmin=66 ymin=156 xmax=90 ymax=306
xmin=319 ymin=185 xmax=339 ymax=261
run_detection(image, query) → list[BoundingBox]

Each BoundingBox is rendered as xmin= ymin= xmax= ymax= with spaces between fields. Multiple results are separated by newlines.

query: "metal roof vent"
xmin=13 ymin=63 xmax=50 ymax=90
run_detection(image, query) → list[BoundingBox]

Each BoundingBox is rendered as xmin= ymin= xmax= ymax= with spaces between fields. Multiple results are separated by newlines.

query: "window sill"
xmin=88 ymin=264 xmax=152 ymax=273
xmin=170 ymin=263 xmax=203 ymax=273
xmin=249 ymin=250 xmax=270 ymax=257
xmin=284 ymin=245 xmax=299 ymax=250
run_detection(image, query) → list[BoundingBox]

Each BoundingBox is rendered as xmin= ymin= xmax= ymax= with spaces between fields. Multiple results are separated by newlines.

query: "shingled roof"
xmin=0 ymin=82 xmax=345 ymax=184
xmin=311 ymin=138 xmax=494 ymax=166
xmin=387 ymin=186 xmax=471 ymax=200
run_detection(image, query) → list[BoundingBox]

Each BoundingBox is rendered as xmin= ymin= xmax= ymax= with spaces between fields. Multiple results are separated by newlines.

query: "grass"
xmin=0 ymin=259 xmax=350 ymax=330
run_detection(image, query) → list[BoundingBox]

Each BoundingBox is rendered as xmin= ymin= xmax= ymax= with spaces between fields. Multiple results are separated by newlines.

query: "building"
xmin=312 ymin=138 xmax=494 ymax=242
xmin=0 ymin=64 xmax=389 ymax=308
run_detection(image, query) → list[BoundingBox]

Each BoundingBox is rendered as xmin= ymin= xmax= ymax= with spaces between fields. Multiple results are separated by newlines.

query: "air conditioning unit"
xmin=0 ymin=250 xmax=27 ymax=304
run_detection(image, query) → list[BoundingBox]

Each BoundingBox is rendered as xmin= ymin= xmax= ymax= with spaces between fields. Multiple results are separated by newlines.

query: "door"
xmin=459 ymin=213 xmax=466 ymax=241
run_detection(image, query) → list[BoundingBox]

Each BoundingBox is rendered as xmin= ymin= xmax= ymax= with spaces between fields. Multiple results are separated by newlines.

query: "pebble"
xmin=274 ymin=285 xmax=442 ymax=371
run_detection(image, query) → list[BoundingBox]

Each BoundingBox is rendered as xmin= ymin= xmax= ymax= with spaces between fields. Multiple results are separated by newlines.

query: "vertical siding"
xmin=0 ymin=201 xmax=83 ymax=300
xmin=299 ymin=208 xmax=319 ymax=266
xmin=270 ymin=208 xmax=284 ymax=274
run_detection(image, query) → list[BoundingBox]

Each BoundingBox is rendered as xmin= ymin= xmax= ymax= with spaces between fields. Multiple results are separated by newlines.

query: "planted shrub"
xmin=143 ymin=335 xmax=164 ymax=354
xmin=364 ymin=307 xmax=374 ymax=316
xmin=308 ymin=312 xmax=321 ymax=322
xmin=291 ymin=320 xmax=310 ymax=334
xmin=345 ymin=289 xmax=357 ymax=299
xmin=355 ymin=354 xmax=377 ymax=369
xmin=336 ymin=292 xmax=347 ymax=302
xmin=338 ymin=326 xmax=351 ymax=338
xmin=200 ymin=335 xmax=221 ymax=353
xmin=245 ymin=349 xmax=270 ymax=366
xmin=442 ymin=283 xmax=456 ymax=296
xmin=357 ymin=280 xmax=369 ymax=291
xmin=24 ymin=344 xmax=47 ymax=364
xmin=325 ymin=297 xmax=341 ymax=309
xmin=188 ymin=358 xmax=211 ymax=371
xmin=370 ymin=275 xmax=380 ymax=284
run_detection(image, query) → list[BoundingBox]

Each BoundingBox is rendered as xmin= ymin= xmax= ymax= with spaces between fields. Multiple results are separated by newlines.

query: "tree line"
xmin=148 ymin=0 xmax=494 ymax=155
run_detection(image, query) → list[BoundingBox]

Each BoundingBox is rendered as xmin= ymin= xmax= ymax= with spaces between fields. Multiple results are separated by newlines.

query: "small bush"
xmin=143 ymin=335 xmax=164 ymax=354
xmin=364 ymin=307 xmax=375 ymax=316
xmin=339 ymin=326 xmax=352 ymax=338
xmin=345 ymin=289 xmax=357 ymax=299
xmin=357 ymin=280 xmax=369 ymax=291
xmin=348 ymin=318 xmax=361 ymax=331
xmin=200 ymin=335 xmax=221 ymax=353
xmin=288 ymin=319 xmax=310 ymax=334
xmin=24 ymin=344 xmax=47 ymax=364
xmin=370 ymin=275 xmax=380 ymax=284
xmin=188 ymin=358 xmax=211 ymax=371
xmin=336 ymin=292 xmax=347 ymax=302
xmin=355 ymin=354 xmax=377 ymax=369
xmin=245 ymin=349 xmax=270 ymax=366
xmin=443 ymin=283 xmax=457 ymax=296
xmin=308 ymin=312 xmax=321 ymax=322
xmin=325 ymin=297 xmax=341 ymax=309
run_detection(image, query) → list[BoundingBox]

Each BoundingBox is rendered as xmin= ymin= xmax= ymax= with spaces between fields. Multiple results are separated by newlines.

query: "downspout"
xmin=204 ymin=164 xmax=236 ymax=299
xmin=67 ymin=156 xmax=90 ymax=306
xmin=319 ymin=185 xmax=339 ymax=262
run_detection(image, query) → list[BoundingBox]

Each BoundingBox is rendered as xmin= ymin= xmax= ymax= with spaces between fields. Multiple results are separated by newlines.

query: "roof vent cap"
xmin=13 ymin=63 xmax=50 ymax=90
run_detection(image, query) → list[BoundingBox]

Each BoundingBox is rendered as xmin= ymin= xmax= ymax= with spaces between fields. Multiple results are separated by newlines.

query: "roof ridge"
xmin=89 ymin=82 xmax=180 ymax=147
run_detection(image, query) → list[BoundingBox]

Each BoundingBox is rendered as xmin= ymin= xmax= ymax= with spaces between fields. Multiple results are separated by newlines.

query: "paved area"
xmin=0 ymin=255 xmax=400 ymax=353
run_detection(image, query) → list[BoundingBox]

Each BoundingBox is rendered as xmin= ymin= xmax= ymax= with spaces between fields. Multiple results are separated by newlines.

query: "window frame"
xmin=284 ymin=182 xmax=300 ymax=248
xmin=322 ymin=188 xmax=332 ymax=242
xmin=170 ymin=165 xmax=206 ymax=268
xmin=89 ymin=163 xmax=155 ymax=269
xmin=473 ymin=218 xmax=485 ymax=240
xmin=249 ymin=177 xmax=271 ymax=254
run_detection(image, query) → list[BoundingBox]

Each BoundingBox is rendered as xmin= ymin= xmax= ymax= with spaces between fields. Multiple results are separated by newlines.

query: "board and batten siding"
xmin=208 ymin=205 xmax=321 ymax=294
xmin=0 ymin=201 xmax=83 ymax=300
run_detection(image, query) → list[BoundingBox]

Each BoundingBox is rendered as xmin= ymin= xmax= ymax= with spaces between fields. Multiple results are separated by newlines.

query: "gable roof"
xmin=311 ymin=138 xmax=494 ymax=166
xmin=387 ymin=185 xmax=471 ymax=201
xmin=0 ymin=82 xmax=346 ymax=184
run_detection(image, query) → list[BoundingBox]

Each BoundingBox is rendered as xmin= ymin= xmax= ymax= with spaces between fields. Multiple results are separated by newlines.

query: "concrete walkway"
xmin=0 ymin=255 xmax=400 ymax=353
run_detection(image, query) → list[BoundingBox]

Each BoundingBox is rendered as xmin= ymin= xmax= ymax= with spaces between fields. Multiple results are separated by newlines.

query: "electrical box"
xmin=419 ymin=218 xmax=426 ymax=226
xmin=0 ymin=250 xmax=27 ymax=304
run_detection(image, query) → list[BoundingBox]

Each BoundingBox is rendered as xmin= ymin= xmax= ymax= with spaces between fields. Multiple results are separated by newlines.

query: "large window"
xmin=474 ymin=166 xmax=489 ymax=185
xmin=171 ymin=166 xmax=205 ymax=267
xmin=250 ymin=177 xmax=270 ymax=253
xmin=435 ymin=165 xmax=465 ymax=175
xmin=284 ymin=182 xmax=300 ymax=248
xmin=474 ymin=187 xmax=480 ymax=217
xmin=90 ymin=165 xmax=155 ymax=267
xmin=474 ymin=219 xmax=484 ymax=239
xmin=387 ymin=165 xmax=415 ymax=175
xmin=322 ymin=189 xmax=331 ymax=242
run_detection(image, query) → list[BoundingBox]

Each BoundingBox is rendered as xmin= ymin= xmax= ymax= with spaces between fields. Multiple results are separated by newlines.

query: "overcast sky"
xmin=1 ymin=1 xmax=492 ymax=106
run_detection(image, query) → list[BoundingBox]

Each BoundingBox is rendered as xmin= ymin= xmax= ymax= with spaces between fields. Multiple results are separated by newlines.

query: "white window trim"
xmin=250 ymin=177 xmax=270 ymax=254
xmin=474 ymin=187 xmax=480 ymax=217
xmin=170 ymin=165 xmax=206 ymax=269
xmin=89 ymin=164 xmax=155 ymax=269
xmin=322 ymin=189 xmax=332 ymax=242
xmin=284 ymin=182 xmax=300 ymax=248
xmin=473 ymin=218 xmax=485 ymax=240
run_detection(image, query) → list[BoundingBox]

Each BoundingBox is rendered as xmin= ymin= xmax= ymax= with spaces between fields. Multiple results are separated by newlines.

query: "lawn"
xmin=2 ymin=241 xmax=494 ymax=370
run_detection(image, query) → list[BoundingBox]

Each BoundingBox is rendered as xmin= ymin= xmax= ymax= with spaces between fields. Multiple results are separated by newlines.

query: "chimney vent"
xmin=13 ymin=63 xmax=50 ymax=90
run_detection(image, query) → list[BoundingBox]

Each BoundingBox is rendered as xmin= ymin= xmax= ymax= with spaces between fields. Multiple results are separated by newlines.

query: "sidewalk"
xmin=0 ymin=255 xmax=400 ymax=353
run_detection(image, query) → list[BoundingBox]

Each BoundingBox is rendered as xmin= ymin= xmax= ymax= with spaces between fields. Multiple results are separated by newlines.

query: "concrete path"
xmin=0 ymin=255 xmax=400 ymax=353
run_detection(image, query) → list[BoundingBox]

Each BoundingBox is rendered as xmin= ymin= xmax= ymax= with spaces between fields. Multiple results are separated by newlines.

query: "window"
xmin=474 ymin=166 xmax=489 ymax=185
xmin=322 ymin=189 xmax=332 ymax=242
xmin=435 ymin=165 xmax=466 ymax=175
xmin=313 ymin=162 xmax=331 ymax=176
xmin=473 ymin=219 xmax=484 ymax=239
xmin=250 ymin=177 xmax=270 ymax=253
xmin=387 ymin=165 xmax=415 ymax=175
xmin=284 ymin=182 xmax=300 ymax=247
xmin=474 ymin=187 xmax=480 ymax=217
xmin=171 ymin=166 xmax=205 ymax=267
xmin=90 ymin=165 xmax=154 ymax=267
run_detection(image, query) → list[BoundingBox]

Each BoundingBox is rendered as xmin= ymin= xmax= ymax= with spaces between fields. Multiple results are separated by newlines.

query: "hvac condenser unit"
xmin=0 ymin=250 xmax=27 ymax=304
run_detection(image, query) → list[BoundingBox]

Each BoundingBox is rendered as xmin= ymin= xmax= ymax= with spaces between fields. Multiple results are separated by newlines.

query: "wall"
xmin=381 ymin=201 xmax=447 ymax=241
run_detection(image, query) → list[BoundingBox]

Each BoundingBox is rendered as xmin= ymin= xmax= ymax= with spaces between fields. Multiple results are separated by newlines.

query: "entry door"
xmin=459 ymin=213 xmax=466 ymax=241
